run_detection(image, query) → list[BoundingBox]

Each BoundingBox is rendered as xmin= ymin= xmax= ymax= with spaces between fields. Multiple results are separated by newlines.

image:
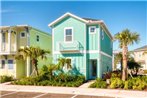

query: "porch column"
xmin=0 ymin=30 xmax=2 ymax=52
xmin=8 ymin=28 xmax=11 ymax=52
xmin=26 ymin=57 xmax=31 ymax=77
xmin=15 ymin=32 xmax=17 ymax=51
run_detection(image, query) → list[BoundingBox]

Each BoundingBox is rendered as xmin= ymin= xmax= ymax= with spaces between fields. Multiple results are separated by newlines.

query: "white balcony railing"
xmin=0 ymin=43 xmax=17 ymax=54
xmin=58 ymin=41 xmax=84 ymax=53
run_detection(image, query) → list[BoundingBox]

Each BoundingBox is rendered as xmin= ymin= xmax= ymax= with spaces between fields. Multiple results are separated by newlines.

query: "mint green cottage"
xmin=48 ymin=12 xmax=113 ymax=80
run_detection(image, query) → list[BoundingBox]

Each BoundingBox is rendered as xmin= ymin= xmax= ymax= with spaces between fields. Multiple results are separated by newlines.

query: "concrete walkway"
xmin=79 ymin=80 xmax=95 ymax=88
xmin=0 ymin=83 xmax=147 ymax=98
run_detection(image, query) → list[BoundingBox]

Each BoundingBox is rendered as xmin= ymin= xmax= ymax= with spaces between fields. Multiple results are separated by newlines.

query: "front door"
xmin=89 ymin=59 xmax=97 ymax=79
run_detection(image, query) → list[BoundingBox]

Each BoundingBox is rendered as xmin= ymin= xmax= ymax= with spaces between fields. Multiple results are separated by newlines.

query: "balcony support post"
xmin=0 ymin=30 xmax=2 ymax=52
xmin=8 ymin=28 xmax=11 ymax=53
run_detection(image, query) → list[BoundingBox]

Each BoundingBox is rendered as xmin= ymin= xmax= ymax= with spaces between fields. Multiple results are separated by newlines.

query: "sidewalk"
xmin=0 ymin=83 xmax=147 ymax=98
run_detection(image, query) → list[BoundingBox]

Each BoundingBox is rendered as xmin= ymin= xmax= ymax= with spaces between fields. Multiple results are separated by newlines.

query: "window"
xmin=2 ymin=33 xmax=5 ymax=43
xmin=102 ymin=30 xmax=104 ymax=40
xmin=36 ymin=35 xmax=39 ymax=42
xmin=89 ymin=26 xmax=96 ymax=34
xmin=20 ymin=32 xmax=26 ymax=38
xmin=0 ymin=60 xmax=5 ymax=69
xmin=64 ymin=27 xmax=73 ymax=42
xmin=8 ymin=60 xmax=13 ymax=69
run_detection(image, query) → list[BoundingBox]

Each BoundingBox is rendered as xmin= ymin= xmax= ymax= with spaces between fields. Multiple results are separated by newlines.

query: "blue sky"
xmin=1 ymin=1 xmax=147 ymax=50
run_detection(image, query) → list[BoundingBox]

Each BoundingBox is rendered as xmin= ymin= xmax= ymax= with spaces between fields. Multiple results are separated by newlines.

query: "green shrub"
xmin=89 ymin=78 xmax=107 ymax=88
xmin=0 ymin=75 xmax=13 ymax=83
xmin=110 ymin=78 xmax=124 ymax=89
xmin=12 ymin=73 xmax=85 ymax=87
xmin=123 ymin=76 xmax=147 ymax=90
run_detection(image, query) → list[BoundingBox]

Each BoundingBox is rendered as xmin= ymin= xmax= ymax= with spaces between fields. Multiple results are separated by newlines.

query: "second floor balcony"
xmin=58 ymin=41 xmax=84 ymax=53
xmin=0 ymin=42 xmax=17 ymax=55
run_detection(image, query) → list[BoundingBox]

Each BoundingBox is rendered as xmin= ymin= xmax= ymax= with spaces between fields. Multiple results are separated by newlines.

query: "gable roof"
xmin=134 ymin=45 xmax=147 ymax=51
xmin=48 ymin=12 xmax=88 ymax=27
xmin=48 ymin=12 xmax=113 ymax=40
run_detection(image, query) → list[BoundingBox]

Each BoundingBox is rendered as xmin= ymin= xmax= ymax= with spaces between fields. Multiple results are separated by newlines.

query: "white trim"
xmin=64 ymin=27 xmax=73 ymax=43
xmin=48 ymin=12 xmax=88 ymax=27
xmin=100 ymin=23 xmax=113 ymax=40
xmin=8 ymin=28 xmax=11 ymax=52
xmin=20 ymin=31 xmax=26 ymax=38
xmin=98 ymin=27 xmax=100 ymax=52
xmin=0 ymin=31 xmax=2 ymax=52
xmin=53 ymin=50 xmax=112 ymax=59
xmin=52 ymin=28 xmax=54 ymax=58
xmin=89 ymin=26 xmax=96 ymax=34
xmin=100 ymin=51 xmax=112 ymax=58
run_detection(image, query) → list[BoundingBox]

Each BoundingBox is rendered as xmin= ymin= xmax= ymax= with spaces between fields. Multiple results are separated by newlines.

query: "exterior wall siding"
xmin=100 ymin=27 xmax=112 ymax=56
xmin=100 ymin=54 xmax=112 ymax=77
xmin=53 ymin=16 xmax=85 ymax=51
xmin=30 ymin=28 xmax=52 ymax=68
xmin=0 ymin=55 xmax=16 ymax=77
xmin=86 ymin=25 xmax=99 ymax=51
xmin=51 ymin=13 xmax=112 ymax=80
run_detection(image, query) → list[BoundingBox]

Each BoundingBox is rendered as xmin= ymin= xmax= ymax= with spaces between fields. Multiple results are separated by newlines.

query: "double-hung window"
xmin=8 ymin=60 xmax=13 ymax=69
xmin=64 ymin=27 xmax=73 ymax=42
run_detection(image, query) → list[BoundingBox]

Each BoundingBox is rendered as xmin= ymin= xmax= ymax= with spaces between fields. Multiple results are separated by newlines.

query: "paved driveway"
xmin=0 ymin=91 xmax=114 ymax=98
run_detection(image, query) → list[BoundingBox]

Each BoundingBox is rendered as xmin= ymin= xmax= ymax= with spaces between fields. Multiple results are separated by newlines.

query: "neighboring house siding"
xmin=100 ymin=27 xmax=112 ymax=56
xmin=29 ymin=28 xmax=52 ymax=68
xmin=0 ymin=26 xmax=52 ymax=79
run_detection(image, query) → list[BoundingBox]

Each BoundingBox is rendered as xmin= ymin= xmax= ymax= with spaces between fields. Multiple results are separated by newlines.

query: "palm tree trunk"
xmin=122 ymin=45 xmax=128 ymax=81
xmin=32 ymin=59 xmax=39 ymax=76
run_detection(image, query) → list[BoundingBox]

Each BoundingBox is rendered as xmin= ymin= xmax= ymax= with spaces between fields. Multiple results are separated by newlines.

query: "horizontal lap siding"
xmin=100 ymin=54 xmax=112 ymax=77
xmin=54 ymin=53 xmax=86 ymax=75
xmin=100 ymin=28 xmax=112 ymax=56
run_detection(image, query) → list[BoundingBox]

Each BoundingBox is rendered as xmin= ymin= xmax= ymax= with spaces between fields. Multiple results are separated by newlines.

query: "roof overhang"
xmin=48 ymin=12 xmax=88 ymax=27
xmin=48 ymin=12 xmax=113 ymax=40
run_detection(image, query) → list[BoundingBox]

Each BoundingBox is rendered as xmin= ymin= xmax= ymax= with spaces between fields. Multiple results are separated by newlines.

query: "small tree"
xmin=15 ymin=46 xmax=50 ymax=76
xmin=57 ymin=58 xmax=72 ymax=71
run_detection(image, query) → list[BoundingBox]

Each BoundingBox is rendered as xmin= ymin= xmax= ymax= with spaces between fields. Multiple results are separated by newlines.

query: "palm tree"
xmin=57 ymin=58 xmax=72 ymax=70
xmin=15 ymin=46 xmax=50 ymax=76
xmin=114 ymin=52 xmax=123 ymax=70
xmin=114 ymin=29 xmax=139 ymax=81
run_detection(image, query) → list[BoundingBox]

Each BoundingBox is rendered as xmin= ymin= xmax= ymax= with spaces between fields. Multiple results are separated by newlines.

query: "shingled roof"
xmin=134 ymin=45 xmax=147 ymax=51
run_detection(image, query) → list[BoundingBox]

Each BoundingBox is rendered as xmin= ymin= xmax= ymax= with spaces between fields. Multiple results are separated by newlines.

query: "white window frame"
xmin=20 ymin=31 xmax=26 ymax=38
xmin=89 ymin=26 xmax=96 ymax=34
xmin=8 ymin=59 xmax=14 ymax=69
xmin=64 ymin=27 xmax=73 ymax=43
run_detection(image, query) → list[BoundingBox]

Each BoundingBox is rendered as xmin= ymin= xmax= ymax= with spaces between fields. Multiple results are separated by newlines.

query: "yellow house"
xmin=0 ymin=25 xmax=52 ymax=78
xmin=134 ymin=45 xmax=147 ymax=70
